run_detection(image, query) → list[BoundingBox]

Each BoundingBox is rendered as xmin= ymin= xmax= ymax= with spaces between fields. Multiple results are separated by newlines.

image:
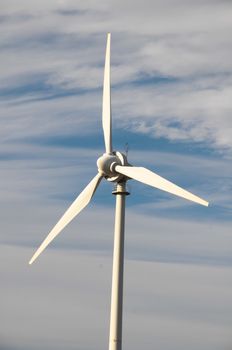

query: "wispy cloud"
xmin=1 ymin=1 xmax=232 ymax=349
xmin=1 ymin=0 xmax=232 ymax=153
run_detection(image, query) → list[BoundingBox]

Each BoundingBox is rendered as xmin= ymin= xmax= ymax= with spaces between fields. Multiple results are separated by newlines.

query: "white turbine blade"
xmin=102 ymin=33 xmax=112 ymax=154
xmin=29 ymin=173 xmax=103 ymax=265
xmin=115 ymin=165 xmax=209 ymax=207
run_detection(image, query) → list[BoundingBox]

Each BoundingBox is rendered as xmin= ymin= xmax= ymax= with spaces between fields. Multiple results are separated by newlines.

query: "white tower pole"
xmin=109 ymin=181 xmax=129 ymax=350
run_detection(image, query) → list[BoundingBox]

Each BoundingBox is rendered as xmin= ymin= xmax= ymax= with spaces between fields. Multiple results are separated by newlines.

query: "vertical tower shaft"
xmin=109 ymin=182 xmax=129 ymax=350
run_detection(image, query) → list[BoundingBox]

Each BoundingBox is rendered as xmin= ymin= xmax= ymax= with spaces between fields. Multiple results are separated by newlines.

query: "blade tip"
xmin=29 ymin=254 xmax=37 ymax=265
xmin=201 ymin=200 xmax=209 ymax=207
xmin=107 ymin=33 xmax=111 ymax=42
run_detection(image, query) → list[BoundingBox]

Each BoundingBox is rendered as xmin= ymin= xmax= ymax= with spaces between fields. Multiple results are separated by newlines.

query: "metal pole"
xmin=109 ymin=182 xmax=129 ymax=350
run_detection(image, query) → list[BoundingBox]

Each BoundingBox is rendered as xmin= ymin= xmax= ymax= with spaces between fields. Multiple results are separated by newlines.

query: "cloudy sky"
xmin=0 ymin=0 xmax=232 ymax=349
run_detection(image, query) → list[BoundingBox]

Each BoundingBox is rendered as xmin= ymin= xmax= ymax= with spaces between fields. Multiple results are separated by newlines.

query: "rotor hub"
xmin=97 ymin=151 xmax=129 ymax=182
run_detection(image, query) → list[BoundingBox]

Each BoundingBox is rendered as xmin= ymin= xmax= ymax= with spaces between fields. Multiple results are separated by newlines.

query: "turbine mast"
xmin=109 ymin=182 xmax=129 ymax=350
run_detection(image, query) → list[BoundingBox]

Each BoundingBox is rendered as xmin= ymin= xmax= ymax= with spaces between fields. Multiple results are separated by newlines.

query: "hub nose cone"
xmin=97 ymin=153 xmax=118 ymax=176
xmin=97 ymin=152 xmax=129 ymax=182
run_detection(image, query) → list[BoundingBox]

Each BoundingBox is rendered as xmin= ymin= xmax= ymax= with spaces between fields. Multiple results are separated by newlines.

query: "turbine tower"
xmin=29 ymin=33 xmax=208 ymax=350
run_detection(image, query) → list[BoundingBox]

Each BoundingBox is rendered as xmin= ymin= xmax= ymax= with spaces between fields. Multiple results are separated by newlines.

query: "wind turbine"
xmin=29 ymin=33 xmax=209 ymax=350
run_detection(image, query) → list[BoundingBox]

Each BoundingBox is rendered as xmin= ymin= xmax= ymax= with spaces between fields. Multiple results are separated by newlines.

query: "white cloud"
xmin=0 ymin=1 xmax=232 ymax=349
xmin=0 ymin=0 xmax=232 ymax=153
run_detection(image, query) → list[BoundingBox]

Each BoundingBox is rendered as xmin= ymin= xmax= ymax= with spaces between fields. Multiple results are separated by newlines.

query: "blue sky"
xmin=0 ymin=1 xmax=232 ymax=349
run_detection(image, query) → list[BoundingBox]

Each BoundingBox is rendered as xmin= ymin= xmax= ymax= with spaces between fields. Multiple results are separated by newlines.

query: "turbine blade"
xmin=115 ymin=165 xmax=209 ymax=207
xmin=102 ymin=33 xmax=112 ymax=154
xmin=29 ymin=173 xmax=103 ymax=265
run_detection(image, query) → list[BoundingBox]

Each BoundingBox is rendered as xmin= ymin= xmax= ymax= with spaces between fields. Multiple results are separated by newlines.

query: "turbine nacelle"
xmin=97 ymin=151 xmax=129 ymax=182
